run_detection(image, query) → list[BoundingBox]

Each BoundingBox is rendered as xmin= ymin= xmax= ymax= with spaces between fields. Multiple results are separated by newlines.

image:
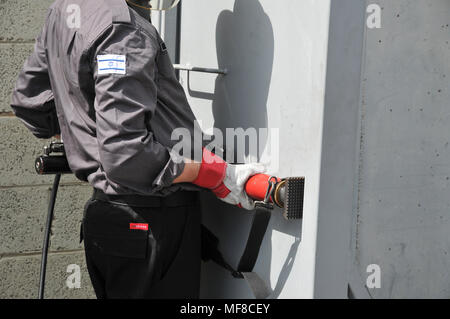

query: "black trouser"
xmin=81 ymin=189 xmax=201 ymax=299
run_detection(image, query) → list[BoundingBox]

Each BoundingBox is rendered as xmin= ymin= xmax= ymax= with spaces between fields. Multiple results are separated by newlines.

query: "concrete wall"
xmin=353 ymin=0 xmax=450 ymax=299
xmin=0 ymin=0 xmax=94 ymax=298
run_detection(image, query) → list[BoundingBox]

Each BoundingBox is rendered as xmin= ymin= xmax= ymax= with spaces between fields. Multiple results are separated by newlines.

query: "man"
xmin=11 ymin=0 xmax=264 ymax=298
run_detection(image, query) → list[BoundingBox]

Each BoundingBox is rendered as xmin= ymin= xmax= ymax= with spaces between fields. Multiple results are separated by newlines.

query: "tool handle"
xmin=245 ymin=174 xmax=280 ymax=201
xmin=35 ymin=155 xmax=72 ymax=175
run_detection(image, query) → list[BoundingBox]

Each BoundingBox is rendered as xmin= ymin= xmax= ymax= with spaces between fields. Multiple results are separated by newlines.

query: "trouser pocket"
xmin=81 ymin=197 xmax=201 ymax=298
xmin=82 ymin=199 xmax=156 ymax=259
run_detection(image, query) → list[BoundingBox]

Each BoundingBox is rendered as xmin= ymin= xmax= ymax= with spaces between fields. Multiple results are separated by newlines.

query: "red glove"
xmin=192 ymin=148 xmax=229 ymax=196
xmin=193 ymin=148 xmax=266 ymax=210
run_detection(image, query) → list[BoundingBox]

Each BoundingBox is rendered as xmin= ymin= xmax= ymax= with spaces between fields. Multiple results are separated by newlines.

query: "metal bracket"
xmin=254 ymin=175 xmax=278 ymax=210
xmin=173 ymin=64 xmax=228 ymax=75
xmin=44 ymin=141 xmax=65 ymax=156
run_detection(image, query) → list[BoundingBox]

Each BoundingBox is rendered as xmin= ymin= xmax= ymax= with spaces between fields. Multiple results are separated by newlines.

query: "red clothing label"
xmin=130 ymin=223 xmax=148 ymax=231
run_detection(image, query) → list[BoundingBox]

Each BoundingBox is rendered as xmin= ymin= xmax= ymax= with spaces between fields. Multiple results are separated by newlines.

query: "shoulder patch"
xmin=97 ymin=54 xmax=126 ymax=75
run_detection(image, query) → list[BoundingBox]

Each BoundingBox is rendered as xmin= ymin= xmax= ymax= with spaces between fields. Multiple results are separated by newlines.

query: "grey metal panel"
xmin=314 ymin=0 xmax=367 ymax=298
xmin=163 ymin=5 xmax=178 ymax=62
xmin=356 ymin=0 xmax=450 ymax=298
xmin=178 ymin=0 xmax=331 ymax=298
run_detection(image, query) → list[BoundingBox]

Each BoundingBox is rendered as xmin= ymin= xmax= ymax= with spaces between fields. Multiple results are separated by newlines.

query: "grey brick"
xmin=0 ymin=251 xmax=95 ymax=299
xmin=0 ymin=185 xmax=92 ymax=254
xmin=0 ymin=186 xmax=48 ymax=254
xmin=52 ymin=185 xmax=93 ymax=251
xmin=0 ymin=44 xmax=33 ymax=113
xmin=0 ymin=0 xmax=54 ymax=43
xmin=0 ymin=117 xmax=81 ymax=186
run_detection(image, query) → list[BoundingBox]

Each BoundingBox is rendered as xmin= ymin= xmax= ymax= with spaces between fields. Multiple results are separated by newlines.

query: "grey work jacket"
xmin=11 ymin=0 xmax=203 ymax=196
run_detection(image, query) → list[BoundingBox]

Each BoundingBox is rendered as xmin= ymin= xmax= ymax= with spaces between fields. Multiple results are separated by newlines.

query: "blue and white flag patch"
xmin=97 ymin=54 xmax=126 ymax=75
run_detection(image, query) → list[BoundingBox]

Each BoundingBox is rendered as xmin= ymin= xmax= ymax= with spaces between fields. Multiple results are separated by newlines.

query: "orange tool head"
xmin=245 ymin=174 xmax=280 ymax=202
xmin=245 ymin=174 xmax=305 ymax=220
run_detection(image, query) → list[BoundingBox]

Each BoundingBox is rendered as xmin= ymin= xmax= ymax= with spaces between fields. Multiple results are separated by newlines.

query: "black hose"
xmin=38 ymin=173 xmax=61 ymax=299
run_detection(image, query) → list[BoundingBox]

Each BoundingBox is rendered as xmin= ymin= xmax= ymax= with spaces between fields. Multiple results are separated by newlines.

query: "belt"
xmin=92 ymin=188 xmax=198 ymax=208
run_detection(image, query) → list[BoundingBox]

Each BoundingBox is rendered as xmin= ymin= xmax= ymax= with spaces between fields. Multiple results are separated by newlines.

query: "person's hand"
xmin=53 ymin=134 xmax=61 ymax=140
xmin=212 ymin=163 xmax=266 ymax=210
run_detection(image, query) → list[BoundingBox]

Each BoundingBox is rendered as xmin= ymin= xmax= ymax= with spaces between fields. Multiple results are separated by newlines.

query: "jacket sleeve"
xmin=92 ymin=23 xmax=185 ymax=194
xmin=10 ymin=22 xmax=60 ymax=139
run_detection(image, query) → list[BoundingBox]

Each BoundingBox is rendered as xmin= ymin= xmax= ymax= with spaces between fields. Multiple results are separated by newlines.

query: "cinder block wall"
xmin=0 ymin=1 xmax=94 ymax=299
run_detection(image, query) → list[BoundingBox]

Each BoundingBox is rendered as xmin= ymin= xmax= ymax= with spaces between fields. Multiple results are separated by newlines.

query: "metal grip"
xmin=35 ymin=155 xmax=72 ymax=175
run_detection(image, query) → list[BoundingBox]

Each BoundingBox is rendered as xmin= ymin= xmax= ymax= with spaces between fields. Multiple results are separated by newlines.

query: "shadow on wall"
xmin=201 ymin=0 xmax=302 ymax=298
xmin=213 ymin=0 xmax=273 ymax=162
